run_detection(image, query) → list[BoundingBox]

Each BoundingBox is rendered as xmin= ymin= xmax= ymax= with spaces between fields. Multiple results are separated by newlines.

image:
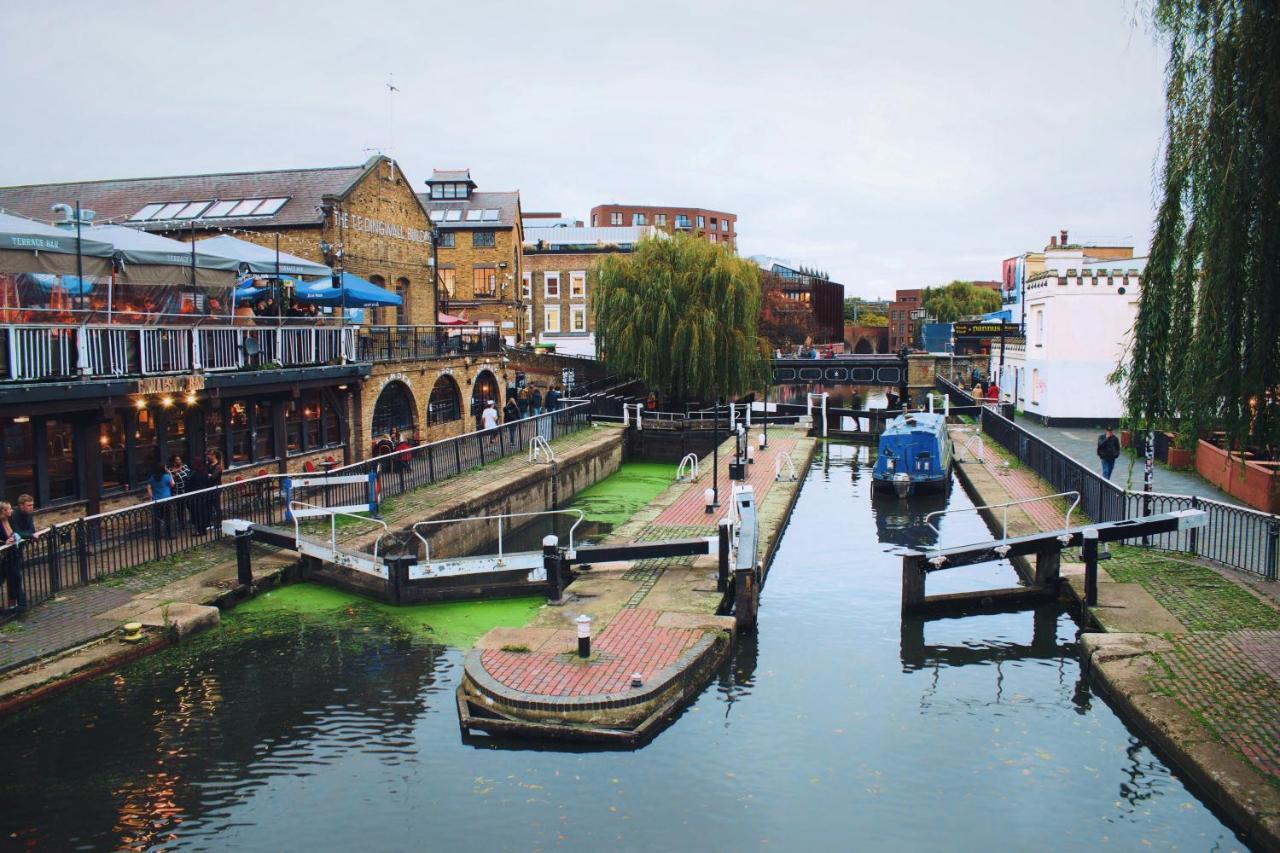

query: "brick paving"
xmin=480 ymin=608 xmax=702 ymax=696
xmin=475 ymin=431 xmax=807 ymax=702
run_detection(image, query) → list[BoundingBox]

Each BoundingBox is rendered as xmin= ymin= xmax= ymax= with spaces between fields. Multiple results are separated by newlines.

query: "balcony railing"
xmin=0 ymin=323 xmax=503 ymax=383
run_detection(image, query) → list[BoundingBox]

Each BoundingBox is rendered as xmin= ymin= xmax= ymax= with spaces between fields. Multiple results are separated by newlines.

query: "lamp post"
xmin=711 ymin=396 xmax=720 ymax=511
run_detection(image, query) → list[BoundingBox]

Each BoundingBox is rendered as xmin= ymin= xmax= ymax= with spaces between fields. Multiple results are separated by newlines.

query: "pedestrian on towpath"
xmin=0 ymin=501 xmax=26 ymax=613
xmin=1097 ymin=426 xmax=1121 ymax=481
xmin=504 ymin=397 xmax=521 ymax=446
xmin=481 ymin=400 xmax=500 ymax=446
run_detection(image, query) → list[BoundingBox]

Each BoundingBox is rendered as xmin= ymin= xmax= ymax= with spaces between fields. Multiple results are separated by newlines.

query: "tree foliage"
xmin=921 ymin=281 xmax=1002 ymax=323
xmin=759 ymin=271 xmax=819 ymax=348
xmin=594 ymin=234 xmax=764 ymax=399
xmin=1127 ymin=1 xmax=1280 ymax=452
xmin=844 ymin=297 xmax=889 ymax=325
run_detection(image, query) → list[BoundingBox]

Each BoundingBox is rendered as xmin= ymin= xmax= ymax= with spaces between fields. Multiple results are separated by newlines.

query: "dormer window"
xmin=430 ymin=182 xmax=470 ymax=200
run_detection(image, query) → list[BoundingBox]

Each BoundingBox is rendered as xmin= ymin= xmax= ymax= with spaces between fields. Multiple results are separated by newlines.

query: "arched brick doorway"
xmin=428 ymin=374 xmax=462 ymax=426
xmin=854 ymin=337 xmax=874 ymax=354
xmin=371 ymin=380 xmax=417 ymax=454
xmin=471 ymin=369 xmax=500 ymax=431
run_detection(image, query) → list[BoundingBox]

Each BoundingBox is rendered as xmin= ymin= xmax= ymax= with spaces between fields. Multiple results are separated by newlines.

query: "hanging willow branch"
xmin=593 ymin=234 xmax=765 ymax=400
xmin=1128 ymin=1 xmax=1280 ymax=454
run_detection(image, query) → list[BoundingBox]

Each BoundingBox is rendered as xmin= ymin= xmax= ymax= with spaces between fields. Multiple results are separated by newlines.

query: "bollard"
xmin=235 ymin=526 xmax=253 ymax=587
xmin=1267 ymin=520 xmax=1280 ymax=582
xmin=704 ymin=486 xmax=717 ymax=515
xmin=1083 ymin=527 xmax=1099 ymax=607
xmin=717 ymin=519 xmax=732 ymax=592
xmin=543 ymin=535 xmax=562 ymax=600
xmin=576 ymin=614 xmax=592 ymax=658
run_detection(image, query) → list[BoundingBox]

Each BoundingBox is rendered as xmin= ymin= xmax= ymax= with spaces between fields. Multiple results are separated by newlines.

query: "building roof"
xmin=0 ymin=158 xmax=398 ymax=234
xmin=418 ymin=189 xmax=520 ymax=229
xmin=427 ymin=169 xmax=475 ymax=186
xmin=524 ymin=225 xmax=659 ymax=250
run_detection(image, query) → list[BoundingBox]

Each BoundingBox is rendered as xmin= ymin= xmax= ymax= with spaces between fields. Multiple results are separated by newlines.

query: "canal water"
xmin=0 ymin=444 xmax=1245 ymax=850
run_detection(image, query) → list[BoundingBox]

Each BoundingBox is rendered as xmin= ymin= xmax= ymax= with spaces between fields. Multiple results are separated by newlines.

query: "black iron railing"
xmin=357 ymin=325 xmax=501 ymax=363
xmin=0 ymin=403 xmax=592 ymax=613
xmin=977 ymin=405 xmax=1279 ymax=579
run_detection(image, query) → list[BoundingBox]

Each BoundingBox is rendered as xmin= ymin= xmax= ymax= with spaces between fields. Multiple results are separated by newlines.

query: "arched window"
xmin=470 ymin=369 xmax=500 ymax=428
xmin=428 ymin=375 xmax=461 ymax=424
xmin=371 ymin=381 xmax=416 ymax=439
xmin=395 ymin=277 xmax=409 ymax=326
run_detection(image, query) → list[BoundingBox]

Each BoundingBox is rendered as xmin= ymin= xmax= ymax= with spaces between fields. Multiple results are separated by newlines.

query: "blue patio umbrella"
xmin=21 ymin=273 xmax=96 ymax=295
xmin=294 ymin=272 xmax=402 ymax=307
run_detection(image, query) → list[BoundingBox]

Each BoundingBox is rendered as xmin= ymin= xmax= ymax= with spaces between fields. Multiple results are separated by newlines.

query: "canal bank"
xmin=948 ymin=424 xmax=1280 ymax=850
xmin=459 ymin=426 xmax=816 ymax=743
xmin=0 ymin=424 xmax=623 ymax=715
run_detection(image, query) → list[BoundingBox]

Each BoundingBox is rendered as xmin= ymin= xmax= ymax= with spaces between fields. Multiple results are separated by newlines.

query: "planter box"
xmin=1166 ymin=445 xmax=1194 ymax=470
xmin=1195 ymin=439 xmax=1280 ymax=514
xmin=1120 ymin=429 xmax=1131 ymax=449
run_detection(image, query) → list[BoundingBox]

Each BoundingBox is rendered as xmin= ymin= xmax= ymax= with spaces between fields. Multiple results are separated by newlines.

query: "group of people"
xmin=145 ymin=451 xmax=225 ymax=538
xmin=475 ymin=384 xmax=565 ymax=446
xmin=233 ymin=295 xmax=323 ymax=325
xmin=0 ymin=494 xmax=38 ymax=614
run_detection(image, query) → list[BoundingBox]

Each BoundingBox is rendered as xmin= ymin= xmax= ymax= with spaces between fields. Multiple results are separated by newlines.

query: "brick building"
xmin=589 ymin=204 xmax=735 ymax=250
xmin=888 ymin=288 xmax=923 ymax=351
xmin=0 ymin=157 xmax=511 ymax=521
xmin=522 ymin=225 xmax=658 ymax=356
xmin=752 ymin=256 xmax=846 ymax=344
xmin=418 ymin=170 xmax=524 ymax=343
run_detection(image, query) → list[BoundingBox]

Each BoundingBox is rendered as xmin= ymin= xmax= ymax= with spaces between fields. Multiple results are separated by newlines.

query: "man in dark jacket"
xmin=12 ymin=494 xmax=37 ymax=540
xmin=1097 ymin=427 xmax=1121 ymax=480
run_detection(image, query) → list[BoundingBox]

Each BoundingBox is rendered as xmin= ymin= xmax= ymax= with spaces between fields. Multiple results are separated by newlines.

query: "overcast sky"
xmin=2 ymin=0 xmax=1166 ymax=299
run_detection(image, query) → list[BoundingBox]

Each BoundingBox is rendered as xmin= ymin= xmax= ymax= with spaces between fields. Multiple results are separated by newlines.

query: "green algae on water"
xmin=569 ymin=461 xmax=675 ymax=527
xmin=233 ymin=583 xmax=543 ymax=648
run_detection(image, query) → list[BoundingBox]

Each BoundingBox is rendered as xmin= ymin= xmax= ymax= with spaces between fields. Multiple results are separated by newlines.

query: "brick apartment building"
xmin=888 ymin=288 xmax=923 ymax=351
xmin=418 ymin=169 xmax=524 ymax=342
xmin=589 ymin=204 xmax=735 ymax=249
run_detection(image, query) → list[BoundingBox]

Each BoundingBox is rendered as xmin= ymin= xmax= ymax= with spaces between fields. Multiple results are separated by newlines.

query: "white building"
xmin=994 ymin=248 xmax=1145 ymax=425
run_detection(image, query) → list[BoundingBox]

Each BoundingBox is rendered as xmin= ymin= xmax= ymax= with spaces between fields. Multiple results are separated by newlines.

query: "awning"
xmin=0 ymin=211 xmax=114 ymax=276
xmin=294 ymin=271 xmax=402 ymax=307
xmin=193 ymin=234 xmax=331 ymax=278
xmin=437 ymin=311 xmax=468 ymax=325
xmin=86 ymin=224 xmax=238 ymax=287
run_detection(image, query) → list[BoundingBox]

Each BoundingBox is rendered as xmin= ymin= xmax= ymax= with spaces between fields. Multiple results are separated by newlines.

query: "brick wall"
xmin=436 ymin=227 xmax=523 ymax=337
xmin=521 ymin=251 xmax=600 ymax=340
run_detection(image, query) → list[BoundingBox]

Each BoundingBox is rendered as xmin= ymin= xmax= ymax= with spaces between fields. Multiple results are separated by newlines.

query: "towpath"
xmin=949 ymin=424 xmax=1280 ymax=847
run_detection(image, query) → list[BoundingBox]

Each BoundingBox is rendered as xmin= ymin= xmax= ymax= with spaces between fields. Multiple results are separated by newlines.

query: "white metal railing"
xmin=775 ymin=451 xmax=797 ymax=482
xmin=8 ymin=326 xmax=74 ymax=380
xmin=411 ymin=509 xmax=585 ymax=565
xmin=289 ymin=499 xmax=389 ymax=561
xmin=951 ymin=426 xmax=985 ymax=463
xmin=924 ymin=491 xmax=1082 ymax=552
xmin=676 ymin=452 xmax=700 ymax=482
xmin=528 ymin=434 xmax=555 ymax=464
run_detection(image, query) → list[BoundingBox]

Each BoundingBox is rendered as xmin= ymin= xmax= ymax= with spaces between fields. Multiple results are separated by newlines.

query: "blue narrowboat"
xmin=872 ymin=412 xmax=953 ymax=497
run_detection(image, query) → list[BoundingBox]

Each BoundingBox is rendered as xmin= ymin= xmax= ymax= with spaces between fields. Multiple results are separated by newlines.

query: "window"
xmin=2 ymin=418 xmax=34 ymax=504
xmin=472 ymin=231 xmax=496 ymax=248
xmin=632 ymin=213 xmax=646 ymax=226
xmin=437 ymin=231 xmax=455 ymax=248
xmin=204 ymin=200 xmax=237 ymax=218
xmin=545 ymin=271 xmax=560 ymax=299
xmin=164 ymin=410 xmax=188 ymax=470
xmin=438 ymin=268 xmax=455 ymax=298
xmin=481 ymin=209 xmax=500 ymax=221
xmin=610 ymin=212 xmax=623 ymax=225
xmin=710 ymin=217 xmax=718 ymax=229
xmin=153 ymin=202 xmax=188 ymax=220
xmin=709 ymin=233 xmax=717 ymax=243
xmin=176 ymin=201 xmax=212 ymax=219
xmin=372 ymin=383 xmax=416 ymax=438
xmin=521 ymin=271 xmax=532 ymax=299
xmin=591 ymin=214 xmax=598 ymax=227
xmin=675 ymin=214 xmax=691 ymax=229
xmin=431 ymin=183 xmax=469 ymax=200
xmin=284 ymin=392 xmax=338 ymax=455
xmin=473 ymin=267 xmax=496 ymax=297
xmin=696 ymin=215 xmax=705 ymax=228
xmin=129 ymin=203 xmax=165 ymax=222
xmin=524 ymin=305 xmax=532 ymax=335
xmin=133 ymin=407 xmax=160 ymax=484
xmin=721 ymin=219 xmax=729 ymax=232
xmin=395 ymin=277 xmax=409 ymax=326
xmin=254 ymin=198 xmax=288 ymax=216
xmin=205 ymin=405 xmax=225 ymax=468
xmin=655 ymin=213 xmax=667 ymax=226
xmin=99 ymin=416 xmax=127 ymax=493
xmin=444 ymin=210 xmax=462 ymax=222
xmin=228 ymin=199 xmax=264 ymax=217
xmin=1035 ymin=309 xmax=1044 ymax=346
xmin=569 ymin=304 xmax=587 ymax=333
xmin=569 ymin=271 xmax=586 ymax=299
xmin=428 ymin=376 xmax=462 ymax=424
xmin=543 ymin=305 xmax=561 ymax=333
xmin=465 ymin=209 xmax=483 ymax=221
xmin=253 ymin=401 xmax=274 ymax=462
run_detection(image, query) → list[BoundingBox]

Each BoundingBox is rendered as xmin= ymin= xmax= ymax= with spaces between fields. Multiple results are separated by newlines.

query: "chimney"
xmin=1060 ymin=229 xmax=1068 ymax=246
xmin=1049 ymin=235 xmax=1058 ymax=248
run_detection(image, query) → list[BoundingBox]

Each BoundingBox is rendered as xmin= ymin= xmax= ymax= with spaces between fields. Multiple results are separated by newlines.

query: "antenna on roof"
xmin=385 ymin=73 xmax=399 ymax=159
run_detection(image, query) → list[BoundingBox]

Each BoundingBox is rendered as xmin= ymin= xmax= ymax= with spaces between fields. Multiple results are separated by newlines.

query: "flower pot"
xmin=1166 ymin=446 xmax=1193 ymax=470
xmin=1120 ymin=429 xmax=1132 ymax=449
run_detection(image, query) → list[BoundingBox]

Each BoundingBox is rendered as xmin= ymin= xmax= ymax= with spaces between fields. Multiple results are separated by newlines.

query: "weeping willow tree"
xmin=593 ymin=234 xmax=764 ymax=400
xmin=1127 ymin=1 xmax=1280 ymax=453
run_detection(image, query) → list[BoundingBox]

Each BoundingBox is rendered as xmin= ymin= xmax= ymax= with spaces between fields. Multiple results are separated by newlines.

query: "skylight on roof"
xmin=128 ymin=203 xmax=165 ymax=222
xmin=228 ymin=199 xmax=264 ymax=217
xmin=481 ymin=209 xmax=499 ymax=221
xmin=429 ymin=210 xmax=445 ymax=222
xmin=153 ymin=202 xmax=188 ymax=221
xmin=465 ymin=210 xmax=483 ymax=221
xmin=253 ymin=198 xmax=287 ymax=216
xmin=175 ymin=201 xmax=211 ymax=219
xmin=445 ymin=210 xmax=462 ymax=222
xmin=205 ymin=200 xmax=237 ymax=218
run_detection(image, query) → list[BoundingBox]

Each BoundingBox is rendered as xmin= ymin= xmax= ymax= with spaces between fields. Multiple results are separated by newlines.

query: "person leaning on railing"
xmin=0 ymin=501 xmax=25 ymax=613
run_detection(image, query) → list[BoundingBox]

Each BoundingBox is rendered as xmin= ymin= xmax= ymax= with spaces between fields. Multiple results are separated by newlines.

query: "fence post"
xmin=1188 ymin=495 xmax=1200 ymax=555
xmin=427 ymin=442 xmax=436 ymax=484
xmin=543 ymin=535 xmax=563 ymax=601
xmin=717 ymin=518 xmax=732 ymax=592
xmin=235 ymin=526 xmax=253 ymax=587
xmin=76 ymin=518 xmax=89 ymax=584
xmin=1267 ymin=520 xmax=1279 ymax=582
xmin=46 ymin=526 xmax=61 ymax=594
xmin=1083 ymin=527 xmax=1099 ymax=607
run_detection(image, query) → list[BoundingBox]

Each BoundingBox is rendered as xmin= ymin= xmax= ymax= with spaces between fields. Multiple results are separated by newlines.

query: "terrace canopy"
xmin=87 ymin=224 xmax=239 ymax=288
xmin=0 ymin=211 xmax=113 ymax=276
xmin=294 ymin=271 xmax=402 ymax=308
xmin=193 ymin=234 xmax=331 ymax=278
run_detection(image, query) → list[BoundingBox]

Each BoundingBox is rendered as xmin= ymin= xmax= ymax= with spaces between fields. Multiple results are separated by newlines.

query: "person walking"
xmin=530 ymin=387 xmax=543 ymax=417
xmin=12 ymin=494 xmax=38 ymax=542
xmin=146 ymin=463 xmax=176 ymax=540
xmin=545 ymin=385 xmax=561 ymax=412
xmin=481 ymin=399 xmax=500 ymax=446
xmin=0 ymin=501 xmax=26 ymax=613
xmin=1097 ymin=426 xmax=1121 ymax=481
xmin=504 ymin=397 xmax=521 ymax=446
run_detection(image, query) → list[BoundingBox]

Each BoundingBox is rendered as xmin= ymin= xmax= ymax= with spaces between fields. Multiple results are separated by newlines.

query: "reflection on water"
xmin=0 ymin=442 xmax=1245 ymax=851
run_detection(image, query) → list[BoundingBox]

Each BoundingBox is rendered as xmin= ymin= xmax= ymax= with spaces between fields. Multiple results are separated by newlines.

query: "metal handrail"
xmin=775 ymin=452 xmax=798 ymax=482
xmin=411 ymin=509 xmax=585 ymax=564
xmin=676 ymin=453 xmax=700 ymax=482
xmin=289 ymin=499 xmax=389 ymax=559
xmin=951 ymin=427 xmax=985 ymax=463
xmin=924 ymin=490 xmax=1081 ymax=544
xmin=528 ymin=434 xmax=555 ymax=464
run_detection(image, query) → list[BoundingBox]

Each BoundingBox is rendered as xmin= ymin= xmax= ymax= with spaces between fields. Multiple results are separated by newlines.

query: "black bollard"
xmin=235 ymin=526 xmax=253 ymax=587
xmin=543 ymin=535 xmax=562 ymax=600
xmin=576 ymin=614 xmax=591 ymax=658
xmin=1083 ymin=528 xmax=1099 ymax=607
xmin=717 ymin=519 xmax=732 ymax=593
